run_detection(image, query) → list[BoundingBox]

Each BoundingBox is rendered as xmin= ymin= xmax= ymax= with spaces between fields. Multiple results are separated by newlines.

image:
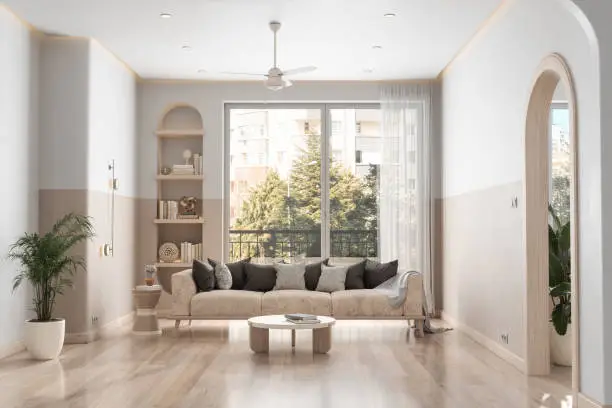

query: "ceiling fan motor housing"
xmin=265 ymin=75 xmax=284 ymax=90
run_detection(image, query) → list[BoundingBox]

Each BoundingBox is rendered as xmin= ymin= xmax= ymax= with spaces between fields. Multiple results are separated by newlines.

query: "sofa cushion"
xmin=364 ymin=259 xmax=398 ymax=289
xmin=262 ymin=290 xmax=331 ymax=316
xmin=192 ymin=259 xmax=215 ymax=292
xmin=244 ymin=263 xmax=277 ymax=292
xmin=190 ymin=290 xmax=262 ymax=317
xmin=331 ymin=290 xmax=403 ymax=317
xmin=208 ymin=257 xmax=251 ymax=290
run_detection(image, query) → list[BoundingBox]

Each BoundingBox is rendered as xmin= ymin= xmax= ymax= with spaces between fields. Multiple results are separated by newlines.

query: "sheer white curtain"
xmin=379 ymin=83 xmax=434 ymax=313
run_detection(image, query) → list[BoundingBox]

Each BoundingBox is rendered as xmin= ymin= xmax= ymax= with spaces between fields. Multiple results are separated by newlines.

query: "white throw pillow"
xmin=214 ymin=263 xmax=233 ymax=290
xmin=273 ymin=262 xmax=306 ymax=290
xmin=316 ymin=264 xmax=348 ymax=293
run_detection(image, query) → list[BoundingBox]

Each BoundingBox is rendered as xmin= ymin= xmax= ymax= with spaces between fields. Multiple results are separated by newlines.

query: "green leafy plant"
xmin=549 ymin=204 xmax=571 ymax=336
xmin=7 ymin=213 xmax=95 ymax=322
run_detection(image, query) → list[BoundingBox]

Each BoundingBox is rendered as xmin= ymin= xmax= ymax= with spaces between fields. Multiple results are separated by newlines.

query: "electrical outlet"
xmin=501 ymin=333 xmax=509 ymax=344
xmin=91 ymin=315 xmax=99 ymax=325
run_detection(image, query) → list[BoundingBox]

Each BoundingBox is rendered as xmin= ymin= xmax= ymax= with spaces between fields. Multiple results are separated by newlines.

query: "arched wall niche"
xmin=158 ymin=104 xmax=203 ymax=131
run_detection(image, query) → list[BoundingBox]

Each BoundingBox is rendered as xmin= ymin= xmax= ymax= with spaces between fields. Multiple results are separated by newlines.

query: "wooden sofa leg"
xmin=175 ymin=320 xmax=181 ymax=329
xmin=414 ymin=319 xmax=424 ymax=338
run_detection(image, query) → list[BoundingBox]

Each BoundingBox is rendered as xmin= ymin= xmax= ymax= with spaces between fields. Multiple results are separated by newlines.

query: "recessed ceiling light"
xmin=384 ymin=13 xmax=396 ymax=18
xmin=363 ymin=68 xmax=374 ymax=73
xmin=372 ymin=45 xmax=383 ymax=50
xmin=197 ymin=69 xmax=207 ymax=73
xmin=182 ymin=45 xmax=192 ymax=51
xmin=160 ymin=12 xmax=172 ymax=19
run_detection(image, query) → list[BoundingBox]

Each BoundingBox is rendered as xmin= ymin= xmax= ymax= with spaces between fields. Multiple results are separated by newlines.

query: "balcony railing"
xmin=229 ymin=229 xmax=378 ymax=261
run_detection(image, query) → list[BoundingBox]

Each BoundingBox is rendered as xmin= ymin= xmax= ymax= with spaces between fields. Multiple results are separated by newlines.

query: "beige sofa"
xmin=171 ymin=269 xmax=426 ymax=337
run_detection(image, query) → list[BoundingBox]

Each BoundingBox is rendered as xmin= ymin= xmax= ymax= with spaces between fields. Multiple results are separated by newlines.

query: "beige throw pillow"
xmin=273 ymin=262 xmax=306 ymax=290
xmin=316 ymin=264 xmax=348 ymax=293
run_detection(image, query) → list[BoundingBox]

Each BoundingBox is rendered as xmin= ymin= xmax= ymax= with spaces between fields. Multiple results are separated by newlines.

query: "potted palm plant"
xmin=7 ymin=213 xmax=94 ymax=360
xmin=548 ymin=204 xmax=572 ymax=366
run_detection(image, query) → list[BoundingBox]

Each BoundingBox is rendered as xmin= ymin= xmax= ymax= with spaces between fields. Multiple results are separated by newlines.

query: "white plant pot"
xmin=550 ymin=322 xmax=572 ymax=367
xmin=24 ymin=318 xmax=65 ymax=360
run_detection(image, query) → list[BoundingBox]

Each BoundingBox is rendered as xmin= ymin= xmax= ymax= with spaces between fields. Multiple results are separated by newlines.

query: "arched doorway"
xmin=524 ymin=53 xmax=579 ymax=392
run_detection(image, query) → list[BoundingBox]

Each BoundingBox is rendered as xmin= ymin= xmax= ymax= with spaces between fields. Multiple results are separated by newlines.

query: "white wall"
xmin=441 ymin=0 xmax=604 ymax=401
xmin=87 ymin=40 xmax=137 ymax=330
xmin=39 ymin=36 xmax=137 ymax=336
xmin=88 ymin=41 xmax=137 ymax=197
xmin=571 ymin=0 xmax=612 ymax=402
xmin=0 ymin=7 xmax=39 ymax=353
xmin=137 ymin=81 xmax=382 ymax=200
xmin=39 ymin=37 xmax=90 ymax=190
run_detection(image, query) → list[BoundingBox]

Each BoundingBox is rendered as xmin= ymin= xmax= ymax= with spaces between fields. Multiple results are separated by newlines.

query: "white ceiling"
xmin=5 ymin=0 xmax=501 ymax=80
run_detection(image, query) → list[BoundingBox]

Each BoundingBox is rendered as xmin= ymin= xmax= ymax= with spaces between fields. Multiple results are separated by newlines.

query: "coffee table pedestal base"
xmin=249 ymin=326 xmax=269 ymax=353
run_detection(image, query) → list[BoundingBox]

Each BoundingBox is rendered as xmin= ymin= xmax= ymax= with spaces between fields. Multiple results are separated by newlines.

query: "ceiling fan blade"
xmin=216 ymin=71 xmax=267 ymax=77
xmin=283 ymin=66 xmax=317 ymax=76
xmin=283 ymin=79 xmax=293 ymax=88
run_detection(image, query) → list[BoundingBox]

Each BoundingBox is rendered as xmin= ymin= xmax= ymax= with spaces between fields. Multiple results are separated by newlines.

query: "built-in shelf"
xmin=154 ymin=262 xmax=192 ymax=268
xmin=154 ymin=218 xmax=205 ymax=224
xmin=156 ymin=175 xmax=204 ymax=181
xmin=155 ymin=129 xmax=204 ymax=138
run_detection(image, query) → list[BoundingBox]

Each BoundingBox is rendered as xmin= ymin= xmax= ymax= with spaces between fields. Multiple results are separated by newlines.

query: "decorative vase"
xmin=550 ymin=322 xmax=572 ymax=367
xmin=24 ymin=318 xmax=65 ymax=360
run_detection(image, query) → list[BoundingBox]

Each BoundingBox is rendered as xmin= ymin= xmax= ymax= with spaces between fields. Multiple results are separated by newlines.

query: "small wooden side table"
xmin=132 ymin=285 xmax=162 ymax=335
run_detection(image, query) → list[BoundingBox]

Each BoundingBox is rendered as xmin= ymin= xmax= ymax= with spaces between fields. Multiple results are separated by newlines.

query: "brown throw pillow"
xmin=364 ymin=259 xmax=398 ymax=289
xmin=192 ymin=259 xmax=215 ymax=292
xmin=244 ymin=263 xmax=277 ymax=292
xmin=208 ymin=257 xmax=251 ymax=290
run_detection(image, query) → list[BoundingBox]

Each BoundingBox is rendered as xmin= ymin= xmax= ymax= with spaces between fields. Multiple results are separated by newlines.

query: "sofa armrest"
xmin=404 ymin=273 xmax=424 ymax=318
xmin=172 ymin=269 xmax=197 ymax=316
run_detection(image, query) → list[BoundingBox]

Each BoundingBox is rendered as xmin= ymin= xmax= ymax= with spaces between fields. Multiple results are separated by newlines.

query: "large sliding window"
xmin=225 ymin=104 xmax=380 ymax=264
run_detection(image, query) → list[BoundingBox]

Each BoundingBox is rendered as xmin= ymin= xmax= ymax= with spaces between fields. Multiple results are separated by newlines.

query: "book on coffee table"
xmin=285 ymin=313 xmax=318 ymax=321
xmin=286 ymin=318 xmax=321 ymax=324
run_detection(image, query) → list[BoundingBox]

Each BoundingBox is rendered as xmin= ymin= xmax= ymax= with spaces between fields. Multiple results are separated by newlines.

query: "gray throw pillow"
xmin=273 ymin=262 xmax=306 ymax=290
xmin=316 ymin=264 xmax=348 ymax=293
xmin=214 ymin=263 xmax=233 ymax=290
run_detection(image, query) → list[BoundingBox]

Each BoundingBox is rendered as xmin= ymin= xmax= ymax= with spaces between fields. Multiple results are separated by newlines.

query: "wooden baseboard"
xmin=578 ymin=392 xmax=611 ymax=408
xmin=441 ymin=311 xmax=526 ymax=373
xmin=64 ymin=331 xmax=95 ymax=344
xmin=0 ymin=340 xmax=25 ymax=360
xmin=65 ymin=312 xmax=134 ymax=344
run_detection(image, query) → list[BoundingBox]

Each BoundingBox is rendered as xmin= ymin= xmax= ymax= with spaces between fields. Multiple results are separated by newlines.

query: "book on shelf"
xmin=157 ymin=200 xmax=179 ymax=220
xmin=180 ymin=242 xmax=202 ymax=263
xmin=284 ymin=313 xmax=318 ymax=321
xmin=172 ymin=164 xmax=195 ymax=175
xmin=286 ymin=318 xmax=321 ymax=324
xmin=193 ymin=154 xmax=203 ymax=176
xmin=178 ymin=214 xmax=199 ymax=219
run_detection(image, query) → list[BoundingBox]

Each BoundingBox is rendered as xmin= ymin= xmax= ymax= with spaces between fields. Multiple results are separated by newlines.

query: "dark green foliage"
xmin=7 ymin=213 xmax=95 ymax=321
xmin=548 ymin=204 xmax=571 ymax=336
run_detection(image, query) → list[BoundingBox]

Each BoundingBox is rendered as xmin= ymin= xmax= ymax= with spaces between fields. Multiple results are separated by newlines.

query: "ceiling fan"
xmin=219 ymin=21 xmax=317 ymax=91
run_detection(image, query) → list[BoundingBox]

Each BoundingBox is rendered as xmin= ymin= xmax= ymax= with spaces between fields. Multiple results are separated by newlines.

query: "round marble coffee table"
xmin=247 ymin=315 xmax=336 ymax=354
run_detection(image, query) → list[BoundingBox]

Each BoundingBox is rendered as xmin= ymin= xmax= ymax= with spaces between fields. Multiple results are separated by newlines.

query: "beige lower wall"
xmin=40 ymin=189 xmax=137 ymax=340
xmin=39 ymin=190 xmax=89 ymax=334
xmin=87 ymin=191 xmax=137 ymax=334
xmin=441 ymin=181 xmax=525 ymax=358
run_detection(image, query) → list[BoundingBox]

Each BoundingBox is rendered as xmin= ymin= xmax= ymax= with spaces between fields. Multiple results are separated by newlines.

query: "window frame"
xmin=223 ymin=102 xmax=380 ymax=261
